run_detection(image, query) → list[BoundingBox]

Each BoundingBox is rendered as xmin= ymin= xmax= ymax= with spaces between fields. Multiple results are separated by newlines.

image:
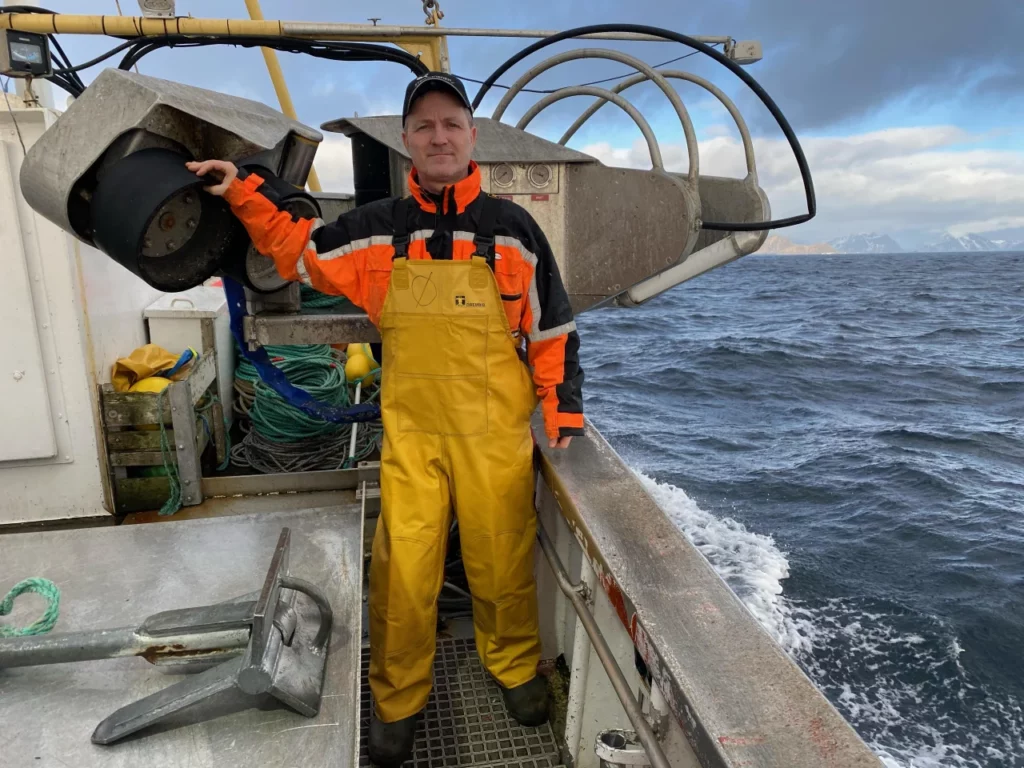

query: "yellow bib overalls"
xmin=368 ymin=204 xmax=542 ymax=722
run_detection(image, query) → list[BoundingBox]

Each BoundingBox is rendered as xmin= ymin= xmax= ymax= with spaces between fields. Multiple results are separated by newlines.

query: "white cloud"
xmin=308 ymin=124 xmax=1023 ymax=246
xmin=313 ymin=135 xmax=354 ymax=192
xmin=702 ymin=123 xmax=735 ymax=139
xmin=579 ymin=126 xmax=1024 ymax=245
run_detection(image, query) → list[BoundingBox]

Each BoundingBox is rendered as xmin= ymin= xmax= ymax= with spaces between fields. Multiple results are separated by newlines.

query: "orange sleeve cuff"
xmin=222 ymin=171 xmax=264 ymax=207
xmin=540 ymin=398 xmax=584 ymax=440
xmin=221 ymin=172 xmax=314 ymax=283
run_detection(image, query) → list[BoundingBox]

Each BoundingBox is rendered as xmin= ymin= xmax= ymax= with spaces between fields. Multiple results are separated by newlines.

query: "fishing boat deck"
xmin=0 ymin=504 xmax=365 ymax=767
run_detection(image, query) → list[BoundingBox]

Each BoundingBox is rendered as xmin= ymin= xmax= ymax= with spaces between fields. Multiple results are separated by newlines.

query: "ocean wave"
xmin=796 ymin=597 xmax=1024 ymax=768
xmin=635 ymin=472 xmax=812 ymax=654
xmin=912 ymin=328 xmax=987 ymax=341
xmin=585 ymin=251 xmax=1024 ymax=767
xmin=634 ymin=472 xmax=1024 ymax=768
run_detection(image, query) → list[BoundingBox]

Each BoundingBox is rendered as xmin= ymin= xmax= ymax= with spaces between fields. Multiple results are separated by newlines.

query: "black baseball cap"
xmin=402 ymin=72 xmax=473 ymax=123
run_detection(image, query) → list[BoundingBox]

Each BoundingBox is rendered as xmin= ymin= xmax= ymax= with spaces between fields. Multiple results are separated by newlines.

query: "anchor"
xmin=0 ymin=528 xmax=332 ymax=745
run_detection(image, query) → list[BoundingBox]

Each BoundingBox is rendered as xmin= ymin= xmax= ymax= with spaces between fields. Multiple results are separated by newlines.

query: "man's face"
xmin=402 ymin=90 xmax=477 ymax=191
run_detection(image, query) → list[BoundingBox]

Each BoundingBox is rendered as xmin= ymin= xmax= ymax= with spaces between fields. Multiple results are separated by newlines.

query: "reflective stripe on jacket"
xmin=223 ymin=160 xmax=584 ymax=439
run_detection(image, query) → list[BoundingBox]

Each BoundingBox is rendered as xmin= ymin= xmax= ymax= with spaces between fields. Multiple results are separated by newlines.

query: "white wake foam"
xmin=634 ymin=471 xmax=1024 ymax=768
xmin=635 ymin=472 xmax=813 ymax=655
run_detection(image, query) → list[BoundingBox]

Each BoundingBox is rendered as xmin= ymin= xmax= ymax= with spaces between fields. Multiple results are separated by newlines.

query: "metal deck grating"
xmin=359 ymin=637 xmax=564 ymax=767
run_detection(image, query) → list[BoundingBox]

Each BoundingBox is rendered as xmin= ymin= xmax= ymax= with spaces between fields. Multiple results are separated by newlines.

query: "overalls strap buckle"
xmin=391 ymin=197 xmax=413 ymax=259
xmin=473 ymin=194 xmax=498 ymax=268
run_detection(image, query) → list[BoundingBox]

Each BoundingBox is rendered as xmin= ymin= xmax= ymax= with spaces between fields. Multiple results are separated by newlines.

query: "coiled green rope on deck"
xmin=235 ymin=345 xmax=353 ymax=440
xmin=230 ymin=343 xmax=383 ymax=473
xmin=0 ymin=578 xmax=60 ymax=637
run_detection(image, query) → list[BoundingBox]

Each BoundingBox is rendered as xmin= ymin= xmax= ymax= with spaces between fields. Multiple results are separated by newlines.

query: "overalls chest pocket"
xmin=381 ymin=261 xmax=490 ymax=436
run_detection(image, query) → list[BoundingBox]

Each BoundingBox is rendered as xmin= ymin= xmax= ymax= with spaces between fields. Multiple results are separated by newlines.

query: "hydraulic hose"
xmin=115 ymin=36 xmax=429 ymax=76
xmin=471 ymin=23 xmax=815 ymax=232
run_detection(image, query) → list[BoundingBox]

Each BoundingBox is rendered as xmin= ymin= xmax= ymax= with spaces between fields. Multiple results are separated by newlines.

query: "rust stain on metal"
xmin=808 ymin=715 xmax=841 ymax=764
xmin=718 ymin=735 xmax=767 ymax=747
xmin=139 ymin=643 xmax=229 ymax=664
xmin=539 ymin=452 xmax=703 ymax=756
xmin=697 ymin=600 xmax=720 ymax=616
xmin=598 ymin=569 xmax=630 ymax=627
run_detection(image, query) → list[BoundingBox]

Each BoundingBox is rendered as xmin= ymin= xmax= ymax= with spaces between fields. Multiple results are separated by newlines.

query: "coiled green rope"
xmin=0 ymin=578 xmax=60 ymax=637
xmin=300 ymin=284 xmax=350 ymax=309
xmin=230 ymin=343 xmax=383 ymax=473
xmin=154 ymin=390 xmax=230 ymax=517
xmin=156 ymin=388 xmax=182 ymax=516
xmin=235 ymin=345 xmax=354 ymax=441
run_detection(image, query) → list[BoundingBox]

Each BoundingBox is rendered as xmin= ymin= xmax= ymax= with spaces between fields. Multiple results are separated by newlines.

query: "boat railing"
xmin=533 ymin=418 xmax=883 ymax=767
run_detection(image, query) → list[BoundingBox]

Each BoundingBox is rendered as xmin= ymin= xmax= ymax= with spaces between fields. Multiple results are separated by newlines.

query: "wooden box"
xmin=100 ymin=353 xmax=225 ymax=514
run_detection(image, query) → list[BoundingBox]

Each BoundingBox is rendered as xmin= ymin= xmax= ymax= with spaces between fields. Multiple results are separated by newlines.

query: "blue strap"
xmin=161 ymin=347 xmax=197 ymax=378
xmin=222 ymin=277 xmax=381 ymax=424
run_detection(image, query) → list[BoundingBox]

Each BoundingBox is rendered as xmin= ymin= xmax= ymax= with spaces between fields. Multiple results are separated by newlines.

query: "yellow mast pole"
xmin=243 ymin=0 xmax=321 ymax=192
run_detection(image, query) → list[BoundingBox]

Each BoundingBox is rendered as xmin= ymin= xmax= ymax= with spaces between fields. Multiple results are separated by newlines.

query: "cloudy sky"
xmin=18 ymin=0 xmax=1024 ymax=247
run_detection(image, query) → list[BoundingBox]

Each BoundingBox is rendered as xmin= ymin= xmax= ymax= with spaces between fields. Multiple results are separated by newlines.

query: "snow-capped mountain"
xmin=922 ymin=233 xmax=999 ymax=252
xmin=992 ymin=239 xmax=1024 ymax=252
xmin=829 ymin=233 xmax=903 ymax=253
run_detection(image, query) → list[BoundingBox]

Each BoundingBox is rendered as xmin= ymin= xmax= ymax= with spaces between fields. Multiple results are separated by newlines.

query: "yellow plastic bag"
xmin=110 ymin=344 xmax=183 ymax=393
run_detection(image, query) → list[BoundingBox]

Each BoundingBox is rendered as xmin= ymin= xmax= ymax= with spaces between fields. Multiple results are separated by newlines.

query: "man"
xmin=187 ymin=71 xmax=584 ymax=767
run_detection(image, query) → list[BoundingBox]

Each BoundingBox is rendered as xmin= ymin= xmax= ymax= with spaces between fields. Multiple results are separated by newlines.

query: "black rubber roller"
xmin=90 ymin=147 xmax=244 ymax=292
xmin=218 ymin=163 xmax=322 ymax=293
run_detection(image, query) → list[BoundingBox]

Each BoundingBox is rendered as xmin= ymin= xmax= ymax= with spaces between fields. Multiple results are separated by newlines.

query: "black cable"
xmin=114 ymin=35 xmax=429 ymax=77
xmin=43 ymin=32 xmax=427 ymax=96
xmin=456 ymin=47 xmax=706 ymax=95
xmin=48 ymin=36 xmax=85 ymax=92
xmin=3 ymin=6 xmax=428 ymax=90
xmin=0 ymin=4 xmax=59 ymax=11
xmin=53 ymin=39 xmax=137 ymax=74
xmin=47 ymin=73 xmax=82 ymax=97
xmin=472 ymin=24 xmax=815 ymax=232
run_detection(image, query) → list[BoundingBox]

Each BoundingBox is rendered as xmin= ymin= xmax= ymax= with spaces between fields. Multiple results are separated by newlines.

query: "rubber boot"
xmin=368 ymin=711 xmax=418 ymax=767
xmin=500 ymin=675 xmax=549 ymax=727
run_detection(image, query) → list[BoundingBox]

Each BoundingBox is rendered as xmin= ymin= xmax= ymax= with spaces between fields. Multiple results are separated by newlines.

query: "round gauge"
xmin=527 ymin=164 xmax=552 ymax=188
xmin=492 ymin=163 xmax=515 ymax=188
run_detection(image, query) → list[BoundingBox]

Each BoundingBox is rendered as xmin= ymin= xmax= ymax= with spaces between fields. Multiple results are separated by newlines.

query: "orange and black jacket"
xmin=223 ymin=160 xmax=584 ymax=440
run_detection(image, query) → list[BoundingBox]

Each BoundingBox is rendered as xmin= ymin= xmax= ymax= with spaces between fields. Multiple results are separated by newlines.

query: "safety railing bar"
xmin=490 ymin=48 xmax=698 ymax=182
xmin=516 ymin=86 xmax=664 ymax=170
xmin=559 ymin=69 xmax=757 ymax=182
xmin=537 ymin=522 xmax=672 ymax=768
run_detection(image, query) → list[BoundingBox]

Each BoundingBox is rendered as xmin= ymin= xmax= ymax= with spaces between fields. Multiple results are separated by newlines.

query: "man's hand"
xmin=548 ymin=436 xmax=573 ymax=450
xmin=185 ymin=159 xmax=238 ymax=197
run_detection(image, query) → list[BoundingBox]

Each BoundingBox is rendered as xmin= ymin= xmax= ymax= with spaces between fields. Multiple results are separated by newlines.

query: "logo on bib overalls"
xmin=454 ymin=294 xmax=485 ymax=308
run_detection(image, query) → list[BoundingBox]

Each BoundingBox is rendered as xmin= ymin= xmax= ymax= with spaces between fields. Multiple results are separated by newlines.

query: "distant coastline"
xmin=756 ymin=235 xmax=836 ymax=255
xmin=755 ymin=233 xmax=1024 ymax=256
